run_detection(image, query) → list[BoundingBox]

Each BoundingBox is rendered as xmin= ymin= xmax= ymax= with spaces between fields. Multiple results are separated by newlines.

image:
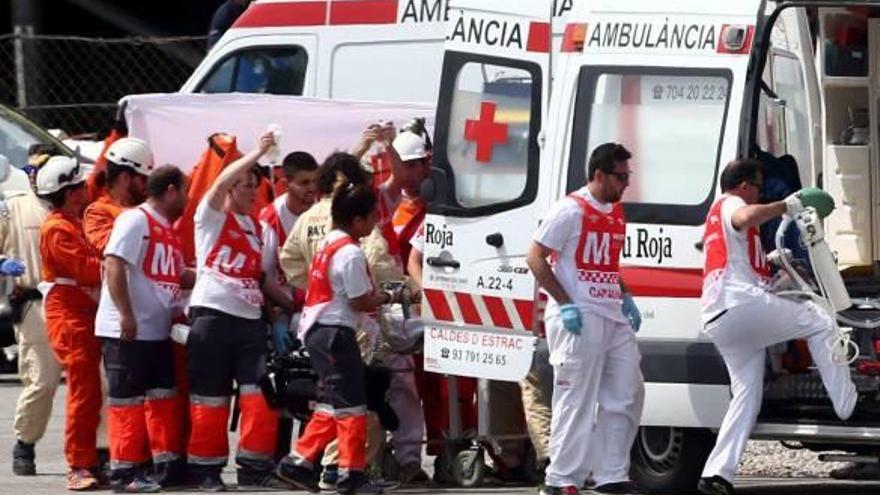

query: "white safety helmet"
xmin=36 ymin=156 xmax=85 ymax=196
xmin=392 ymin=131 xmax=429 ymax=162
xmin=105 ymin=137 xmax=153 ymax=176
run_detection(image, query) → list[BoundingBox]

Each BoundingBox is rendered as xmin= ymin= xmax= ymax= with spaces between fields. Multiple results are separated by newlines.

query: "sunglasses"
xmin=608 ymin=171 xmax=631 ymax=182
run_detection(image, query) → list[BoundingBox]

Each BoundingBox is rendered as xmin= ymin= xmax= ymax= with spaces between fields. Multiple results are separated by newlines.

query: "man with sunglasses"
xmin=36 ymin=156 xmax=105 ymax=490
xmin=84 ymin=138 xmax=153 ymax=255
xmin=527 ymin=142 xmax=644 ymax=495
xmin=697 ymin=159 xmax=857 ymax=495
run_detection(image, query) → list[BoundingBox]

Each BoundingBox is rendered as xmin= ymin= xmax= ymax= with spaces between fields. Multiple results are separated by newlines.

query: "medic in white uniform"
xmin=527 ymin=143 xmax=644 ymax=495
xmin=97 ymin=165 xmax=191 ymax=491
xmin=186 ymin=132 xmax=287 ymax=491
xmin=277 ymin=184 xmax=401 ymax=494
xmin=696 ymin=159 xmax=857 ymax=495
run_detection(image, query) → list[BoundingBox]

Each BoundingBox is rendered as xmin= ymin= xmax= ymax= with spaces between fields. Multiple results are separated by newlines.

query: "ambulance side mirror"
xmin=420 ymin=167 xmax=449 ymax=205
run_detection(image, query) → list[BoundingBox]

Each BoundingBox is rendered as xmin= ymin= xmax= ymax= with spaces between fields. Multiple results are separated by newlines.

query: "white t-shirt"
xmin=260 ymin=194 xmax=299 ymax=282
xmin=190 ymin=200 xmax=264 ymax=320
xmin=316 ymin=229 xmax=374 ymax=329
xmin=701 ymin=194 xmax=770 ymax=324
xmin=533 ymin=187 xmax=627 ymax=324
xmin=96 ymin=204 xmax=180 ymax=341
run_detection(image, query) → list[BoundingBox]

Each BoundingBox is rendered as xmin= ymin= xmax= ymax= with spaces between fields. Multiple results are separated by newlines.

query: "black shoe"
xmin=538 ymin=485 xmax=579 ymax=495
xmin=594 ymin=480 xmax=642 ymax=493
xmin=237 ymin=471 xmax=294 ymax=490
xmin=112 ymin=473 xmax=162 ymax=493
xmin=12 ymin=441 xmax=35 ymax=476
xmin=336 ymin=471 xmax=384 ymax=494
xmin=276 ymin=461 xmax=320 ymax=493
xmin=154 ymin=459 xmax=188 ymax=488
xmin=197 ymin=472 xmax=227 ymax=492
xmin=697 ymin=476 xmax=734 ymax=495
xmin=96 ymin=448 xmax=112 ymax=487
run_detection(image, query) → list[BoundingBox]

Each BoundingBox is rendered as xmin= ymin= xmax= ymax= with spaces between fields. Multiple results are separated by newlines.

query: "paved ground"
xmin=0 ymin=376 xmax=879 ymax=494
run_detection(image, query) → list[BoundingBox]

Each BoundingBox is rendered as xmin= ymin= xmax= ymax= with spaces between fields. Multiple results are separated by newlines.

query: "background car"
xmin=0 ymin=103 xmax=74 ymax=194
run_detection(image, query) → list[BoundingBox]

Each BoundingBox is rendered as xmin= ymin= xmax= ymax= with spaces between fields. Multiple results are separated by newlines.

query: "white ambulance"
xmin=421 ymin=0 xmax=880 ymax=490
xmin=182 ymin=0 xmax=580 ymax=104
xmin=181 ymin=0 xmax=451 ymax=102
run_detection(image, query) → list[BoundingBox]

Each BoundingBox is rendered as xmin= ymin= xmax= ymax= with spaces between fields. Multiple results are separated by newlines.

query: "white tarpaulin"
xmin=121 ymin=93 xmax=435 ymax=172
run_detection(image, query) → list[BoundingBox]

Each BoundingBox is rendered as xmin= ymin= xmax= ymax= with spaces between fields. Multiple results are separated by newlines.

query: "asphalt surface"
xmin=0 ymin=375 xmax=879 ymax=494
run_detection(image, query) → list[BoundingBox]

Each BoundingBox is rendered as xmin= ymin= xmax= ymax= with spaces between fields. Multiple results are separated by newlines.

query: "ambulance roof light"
xmin=562 ymin=23 xmax=587 ymax=53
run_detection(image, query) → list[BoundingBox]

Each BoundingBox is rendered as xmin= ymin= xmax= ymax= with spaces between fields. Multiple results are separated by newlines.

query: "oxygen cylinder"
xmin=796 ymin=210 xmax=852 ymax=312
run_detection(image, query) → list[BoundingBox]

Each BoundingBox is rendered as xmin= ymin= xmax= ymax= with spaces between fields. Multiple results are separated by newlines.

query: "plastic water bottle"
xmin=266 ymin=123 xmax=283 ymax=164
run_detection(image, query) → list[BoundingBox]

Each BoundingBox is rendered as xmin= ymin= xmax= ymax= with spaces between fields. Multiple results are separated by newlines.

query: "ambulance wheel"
xmin=452 ymin=449 xmax=485 ymax=487
xmin=630 ymin=426 xmax=714 ymax=492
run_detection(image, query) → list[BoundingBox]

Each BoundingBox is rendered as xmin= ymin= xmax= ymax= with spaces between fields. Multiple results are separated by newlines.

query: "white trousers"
xmin=701 ymin=293 xmax=857 ymax=482
xmin=387 ymin=353 xmax=425 ymax=467
xmin=544 ymin=313 xmax=645 ymax=488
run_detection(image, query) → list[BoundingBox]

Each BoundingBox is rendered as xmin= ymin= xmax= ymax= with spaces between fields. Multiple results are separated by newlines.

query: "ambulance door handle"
xmin=426 ymin=257 xmax=460 ymax=269
xmin=485 ymin=233 xmax=504 ymax=248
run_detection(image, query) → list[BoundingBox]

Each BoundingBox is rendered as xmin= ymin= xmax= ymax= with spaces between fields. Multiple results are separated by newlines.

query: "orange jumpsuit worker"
xmin=186 ymin=132 xmax=285 ymax=491
xmin=37 ymin=156 xmax=104 ymax=491
xmin=83 ymin=138 xmax=153 ymax=254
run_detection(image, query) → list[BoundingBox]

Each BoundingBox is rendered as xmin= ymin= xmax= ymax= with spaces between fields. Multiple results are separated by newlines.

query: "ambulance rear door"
xmin=549 ymin=0 xmax=765 ymax=429
xmin=419 ymin=1 xmax=554 ymax=382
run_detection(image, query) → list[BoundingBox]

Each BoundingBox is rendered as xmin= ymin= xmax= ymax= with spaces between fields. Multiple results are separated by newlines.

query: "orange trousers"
xmin=45 ymin=295 xmax=102 ymax=469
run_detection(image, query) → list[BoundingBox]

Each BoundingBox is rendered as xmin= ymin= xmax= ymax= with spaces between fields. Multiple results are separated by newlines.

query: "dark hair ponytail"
xmin=331 ymin=184 xmax=377 ymax=227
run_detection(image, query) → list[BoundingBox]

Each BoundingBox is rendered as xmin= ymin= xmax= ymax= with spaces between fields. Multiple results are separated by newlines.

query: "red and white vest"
xmin=259 ymin=196 xmax=307 ymax=309
xmin=567 ymin=194 xmax=626 ymax=303
xmin=297 ymin=233 xmax=370 ymax=339
xmin=204 ymin=212 xmax=264 ymax=308
xmin=701 ymin=196 xmax=771 ymax=309
xmin=140 ymin=207 xmax=183 ymax=309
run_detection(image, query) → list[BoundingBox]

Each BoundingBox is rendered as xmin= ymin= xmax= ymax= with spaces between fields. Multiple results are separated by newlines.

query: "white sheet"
xmin=121 ymin=93 xmax=435 ymax=172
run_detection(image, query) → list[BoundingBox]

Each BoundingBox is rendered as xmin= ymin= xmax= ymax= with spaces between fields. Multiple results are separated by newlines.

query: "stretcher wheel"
xmin=452 ymin=449 xmax=485 ymax=487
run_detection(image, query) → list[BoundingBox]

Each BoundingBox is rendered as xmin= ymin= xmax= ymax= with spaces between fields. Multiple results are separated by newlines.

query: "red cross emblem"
xmin=464 ymin=101 xmax=509 ymax=163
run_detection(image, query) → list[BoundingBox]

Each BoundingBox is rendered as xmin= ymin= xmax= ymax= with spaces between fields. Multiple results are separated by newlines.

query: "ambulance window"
xmin=432 ymin=53 xmax=541 ymax=215
xmin=772 ymin=53 xmax=811 ymax=170
xmin=198 ymin=47 xmax=308 ymax=95
xmin=200 ymin=57 xmax=235 ymax=93
xmin=567 ymin=67 xmax=731 ymax=225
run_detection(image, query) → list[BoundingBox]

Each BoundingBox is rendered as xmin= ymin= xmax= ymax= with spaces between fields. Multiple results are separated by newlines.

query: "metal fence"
xmin=0 ymin=33 xmax=207 ymax=136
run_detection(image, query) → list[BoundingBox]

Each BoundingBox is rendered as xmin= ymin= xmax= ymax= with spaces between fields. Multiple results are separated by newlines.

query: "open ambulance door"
xmin=419 ymin=1 xmax=553 ymax=382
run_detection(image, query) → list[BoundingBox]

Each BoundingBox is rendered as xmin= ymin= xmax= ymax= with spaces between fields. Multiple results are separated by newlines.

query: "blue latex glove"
xmin=559 ymin=303 xmax=582 ymax=335
xmin=0 ymin=258 xmax=25 ymax=277
xmin=622 ymin=293 xmax=642 ymax=332
xmin=271 ymin=319 xmax=294 ymax=355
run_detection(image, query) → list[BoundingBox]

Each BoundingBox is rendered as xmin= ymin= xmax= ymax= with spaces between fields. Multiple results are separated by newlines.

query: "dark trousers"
xmin=289 ymin=324 xmax=369 ymax=473
xmin=186 ymin=307 xmax=279 ymax=476
xmin=102 ymin=338 xmax=182 ymax=483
